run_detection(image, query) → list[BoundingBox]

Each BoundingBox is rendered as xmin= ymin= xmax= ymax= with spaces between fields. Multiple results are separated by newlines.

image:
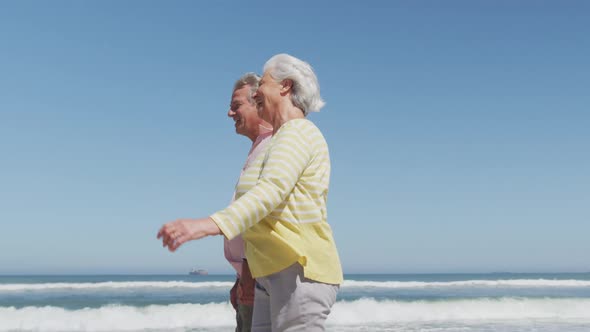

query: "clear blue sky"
xmin=1 ymin=1 xmax=588 ymax=274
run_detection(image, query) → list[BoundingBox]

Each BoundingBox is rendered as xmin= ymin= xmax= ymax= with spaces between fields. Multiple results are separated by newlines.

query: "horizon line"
xmin=1 ymin=271 xmax=590 ymax=277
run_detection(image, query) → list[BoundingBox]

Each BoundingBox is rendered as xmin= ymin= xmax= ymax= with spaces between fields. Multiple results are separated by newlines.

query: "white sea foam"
xmin=0 ymin=281 xmax=234 ymax=292
xmin=342 ymin=279 xmax=590 ymax=288
xmin=2 ymin=279 xmax=590 ymax=292
xmin=0 ymin=302 xmax=234 ymax=331
xmin=329 ymin=297 xmax=590 ymax=324
xmin=1 ymin=298 xmax=590 ymax=331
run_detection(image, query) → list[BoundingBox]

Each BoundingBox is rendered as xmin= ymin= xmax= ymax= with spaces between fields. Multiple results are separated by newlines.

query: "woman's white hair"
xmin=263 ymin=54 xmax=325 ymax=115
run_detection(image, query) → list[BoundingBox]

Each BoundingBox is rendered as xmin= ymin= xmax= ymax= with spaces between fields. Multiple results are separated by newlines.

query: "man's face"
xmin=228 ymin=85 xmax=259 ymax=139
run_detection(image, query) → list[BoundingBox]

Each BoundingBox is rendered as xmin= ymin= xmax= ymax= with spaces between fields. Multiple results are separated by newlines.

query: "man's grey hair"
xmin=263 ymin=54 xmax=325 ymax=115
xmin=233 ymin=72 xmax=261 ymax=104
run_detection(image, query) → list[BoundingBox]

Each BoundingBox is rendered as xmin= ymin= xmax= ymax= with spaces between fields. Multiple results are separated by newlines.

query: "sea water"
xmin=1 ymin=273 xmax=590 ymax=331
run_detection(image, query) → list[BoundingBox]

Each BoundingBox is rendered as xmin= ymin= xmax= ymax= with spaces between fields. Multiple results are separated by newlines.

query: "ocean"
xmin=1 ymin=273 xmax=590 ymax=331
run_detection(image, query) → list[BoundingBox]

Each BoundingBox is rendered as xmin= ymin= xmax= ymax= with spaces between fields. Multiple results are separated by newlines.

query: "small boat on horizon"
xmin=189 ymin=268 xmax=208 ymax=276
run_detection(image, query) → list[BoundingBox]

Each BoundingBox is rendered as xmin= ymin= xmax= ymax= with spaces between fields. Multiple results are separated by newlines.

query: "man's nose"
xmin=228 ymin=108 xmax=235 ymax=117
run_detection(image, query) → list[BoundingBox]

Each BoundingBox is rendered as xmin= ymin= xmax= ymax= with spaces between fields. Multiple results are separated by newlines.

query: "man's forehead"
xmin=231 ymin=86 xmax=250 ymax=101
xmin=231 ymin=93 xmax=244 ymax=103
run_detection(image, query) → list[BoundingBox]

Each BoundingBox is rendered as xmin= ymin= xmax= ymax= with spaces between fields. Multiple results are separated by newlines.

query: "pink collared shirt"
xmin=223 ymin=128 xmax=273 ymax=276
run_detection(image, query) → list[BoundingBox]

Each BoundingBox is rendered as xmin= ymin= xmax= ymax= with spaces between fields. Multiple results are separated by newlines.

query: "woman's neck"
xmin=272 ymin=102 xmax=305 ymax=133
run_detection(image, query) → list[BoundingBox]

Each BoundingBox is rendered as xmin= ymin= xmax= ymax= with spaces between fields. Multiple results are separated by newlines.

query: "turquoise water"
xmin=1 ymin=273 xmax=590 ymax=331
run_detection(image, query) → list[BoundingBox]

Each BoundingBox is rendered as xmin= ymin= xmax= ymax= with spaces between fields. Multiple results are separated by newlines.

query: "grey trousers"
xmin=251 ymin=263 xmax=339 ymax=332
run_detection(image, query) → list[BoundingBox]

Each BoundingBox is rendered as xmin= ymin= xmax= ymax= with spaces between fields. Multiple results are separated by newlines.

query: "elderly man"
xmin=225 ymin=73 xmax=273 ymax=332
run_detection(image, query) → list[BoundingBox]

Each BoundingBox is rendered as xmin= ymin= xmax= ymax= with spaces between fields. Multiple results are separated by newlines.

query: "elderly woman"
xmin=158 ymin=53 xmax=342 ymax=332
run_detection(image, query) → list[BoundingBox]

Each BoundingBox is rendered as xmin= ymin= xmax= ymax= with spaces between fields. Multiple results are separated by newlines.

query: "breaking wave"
xmin=1 ymin=298 xmax=590 ymax=331
xmin=2 ymin=279 xmax=590 ymax=292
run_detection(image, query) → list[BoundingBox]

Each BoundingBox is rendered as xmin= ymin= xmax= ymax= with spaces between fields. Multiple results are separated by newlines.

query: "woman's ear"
xmin=280 ymin=79 xmax=293 ymax=95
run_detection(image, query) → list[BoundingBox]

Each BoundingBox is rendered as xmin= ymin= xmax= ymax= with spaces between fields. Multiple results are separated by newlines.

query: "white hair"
xmin=263 ymin=54 xmax=325 ymax=115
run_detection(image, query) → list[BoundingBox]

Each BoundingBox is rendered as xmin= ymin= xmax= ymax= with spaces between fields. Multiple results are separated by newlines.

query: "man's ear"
xmin=280 ymin=79 xmax=293 ymax=95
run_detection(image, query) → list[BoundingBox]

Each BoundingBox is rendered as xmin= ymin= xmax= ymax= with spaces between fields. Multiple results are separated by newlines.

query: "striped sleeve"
xmin=211 ymin=121 xmax=312 ymax=240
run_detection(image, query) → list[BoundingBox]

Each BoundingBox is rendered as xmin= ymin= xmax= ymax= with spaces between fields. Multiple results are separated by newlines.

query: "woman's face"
xmin=253 ymin=70 xmax=283 ymax=123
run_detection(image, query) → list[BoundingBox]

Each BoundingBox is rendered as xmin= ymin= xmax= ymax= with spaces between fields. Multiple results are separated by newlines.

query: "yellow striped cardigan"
xmin=211 ymin=119 xmax=343 ymax=285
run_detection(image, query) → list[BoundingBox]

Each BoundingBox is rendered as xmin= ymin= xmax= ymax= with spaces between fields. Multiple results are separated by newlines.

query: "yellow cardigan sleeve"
xmin=211 ymin=121 xmax=312 ymax=240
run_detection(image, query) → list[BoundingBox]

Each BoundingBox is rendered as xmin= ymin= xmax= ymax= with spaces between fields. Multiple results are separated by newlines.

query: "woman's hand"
xmin=157 ymin=217 xmax=221 ymax=252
